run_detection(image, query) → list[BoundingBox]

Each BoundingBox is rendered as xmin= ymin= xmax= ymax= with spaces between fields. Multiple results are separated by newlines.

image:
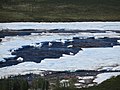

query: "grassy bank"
xmin=55 ymin=75 xmax=120 ymax=90
xmin=0 ymin=75 xmax=120 ymax=90
xmin=0 ymin=0 xmax=120 ymax=22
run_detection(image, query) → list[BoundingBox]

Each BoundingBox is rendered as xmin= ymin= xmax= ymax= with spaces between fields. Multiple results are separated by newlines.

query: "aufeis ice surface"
xmin=0 ymin=22 xmax=120 ymax=30
xmin=0 ymin=46 xmax=120 ymax=78
xmin=0 ymin=22 xmax=120 ymax=78
xmin=0 ymin=31 xmax=120 ymax=62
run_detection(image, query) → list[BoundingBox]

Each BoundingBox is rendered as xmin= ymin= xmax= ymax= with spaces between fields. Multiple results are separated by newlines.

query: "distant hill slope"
xmin=0 ymin=0 xmax=120 ymax=22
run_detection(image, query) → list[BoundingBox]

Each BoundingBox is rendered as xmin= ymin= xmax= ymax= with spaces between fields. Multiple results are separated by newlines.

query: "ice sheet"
xmin=0 ymin=22 xmax=120 ymax=30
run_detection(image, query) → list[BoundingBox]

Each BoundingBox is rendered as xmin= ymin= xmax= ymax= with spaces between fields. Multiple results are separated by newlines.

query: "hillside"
xmin=0 ymin=0 xmax=120 ymax=22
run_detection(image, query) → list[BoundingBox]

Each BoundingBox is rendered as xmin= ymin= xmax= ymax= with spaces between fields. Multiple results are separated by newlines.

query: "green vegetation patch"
xmin=0 ymin=0 xmax=120 ymax=22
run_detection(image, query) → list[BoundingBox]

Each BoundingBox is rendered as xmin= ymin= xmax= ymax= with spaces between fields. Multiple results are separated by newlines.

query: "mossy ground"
xmin=0 ymin=0 xmax=120 ymax=22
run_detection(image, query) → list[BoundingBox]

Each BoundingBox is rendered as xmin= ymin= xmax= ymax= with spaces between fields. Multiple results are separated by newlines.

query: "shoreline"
xmin=0 ymin=20 xmax=120 ymax=23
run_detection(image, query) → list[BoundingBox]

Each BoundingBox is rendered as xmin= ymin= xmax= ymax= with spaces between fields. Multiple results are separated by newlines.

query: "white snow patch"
xmin=112 ymin=66 xmax=120 ymax=70
xmin=17 ymin=57 xmax=24 ymax=62
xmin=74 ymin=83 xmax=82 ymax=86
xmin=98 ymin=67 xmax=114 ymax=71
xmin=82 ymin=76 xmax=94 ymax=79
xmin=67 ymin=45 xmax=73 ymax=48
xmin=48 ymin=42 xmax=52 ymax=47
xmin=93 ymin=72 xmax=120 ymax=84
xmin=79 ymin=80 xmax=85 ymax=83
xmin=0 ymin=62 xmax=43 ymax=78
xmin=0 ymin=57 xmax=6 ymax=62
xmin=117 ymin=40 xmax=120 ymax=43
xmin=60 ymin=79 xmax=69 ymax=83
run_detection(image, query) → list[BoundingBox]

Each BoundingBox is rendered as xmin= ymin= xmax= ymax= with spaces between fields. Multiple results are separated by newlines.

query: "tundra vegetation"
xmin=0 ymin=75 xmax=120 ymax=90
xmin=0 ymin=0 xmax=120 ymax=22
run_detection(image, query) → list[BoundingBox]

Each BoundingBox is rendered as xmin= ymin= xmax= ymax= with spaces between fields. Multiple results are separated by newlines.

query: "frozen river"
xmin=0 ymin=22 xmax=120 ymax=79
